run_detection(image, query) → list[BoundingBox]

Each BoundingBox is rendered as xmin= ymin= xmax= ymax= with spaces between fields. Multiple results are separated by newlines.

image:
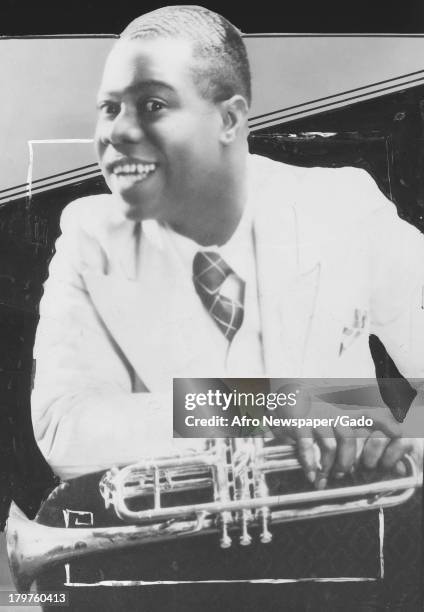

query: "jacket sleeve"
xmin=31 ymin=199 xmax=180 ymax=480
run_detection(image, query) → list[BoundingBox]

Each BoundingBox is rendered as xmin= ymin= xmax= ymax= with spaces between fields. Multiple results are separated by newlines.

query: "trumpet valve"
xmin=259 ymin=508 xmax=273 ymax=544
xmin=239 ymin=511 xmax=252 ymax=546
xmin=219 ymin=511 xmax=232 ymax=549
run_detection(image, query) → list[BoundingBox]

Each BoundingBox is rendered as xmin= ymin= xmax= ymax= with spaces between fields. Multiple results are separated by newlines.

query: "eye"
xmin=142 ymin=99 xmax=166 ymax=113
xmin=97 ymin=101 xmax=120 ymax=117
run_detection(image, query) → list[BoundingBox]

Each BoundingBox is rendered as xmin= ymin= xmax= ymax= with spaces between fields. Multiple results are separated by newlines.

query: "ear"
xmin=218 ymin=95 xmax=249 ymax=145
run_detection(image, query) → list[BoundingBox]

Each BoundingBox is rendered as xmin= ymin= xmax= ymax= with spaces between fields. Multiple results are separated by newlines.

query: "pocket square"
xmin=339 ymin=308 xmax=368 ymax=356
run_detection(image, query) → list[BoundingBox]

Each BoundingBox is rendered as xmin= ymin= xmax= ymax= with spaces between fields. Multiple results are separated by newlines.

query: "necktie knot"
xmin=192 ymin=251 xmax=245 ymax=342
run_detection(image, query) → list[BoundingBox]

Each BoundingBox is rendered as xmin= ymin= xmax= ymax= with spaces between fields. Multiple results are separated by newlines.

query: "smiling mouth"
xmin=109 ymin=160 xmax=158 ymax=182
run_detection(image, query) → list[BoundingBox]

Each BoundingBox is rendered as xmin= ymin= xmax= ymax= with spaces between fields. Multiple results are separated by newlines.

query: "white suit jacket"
xmin=32 ymin=154 xmax=424 ymax=478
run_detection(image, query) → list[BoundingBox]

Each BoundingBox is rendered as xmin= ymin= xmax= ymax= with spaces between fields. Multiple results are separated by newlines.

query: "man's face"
xmin=95 ymin=37 xmax=225 ymax=223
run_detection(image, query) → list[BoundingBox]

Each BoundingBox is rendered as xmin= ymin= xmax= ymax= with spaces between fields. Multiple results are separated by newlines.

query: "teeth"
xmin=112 ymin=161 xmax=156 ymax=176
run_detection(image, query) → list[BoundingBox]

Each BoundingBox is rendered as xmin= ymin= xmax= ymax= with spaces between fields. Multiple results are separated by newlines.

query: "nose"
xmin=107 ymin=107 xmax=145 ymax=146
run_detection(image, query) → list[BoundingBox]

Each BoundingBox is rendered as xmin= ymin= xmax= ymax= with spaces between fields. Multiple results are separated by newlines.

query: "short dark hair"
xmin=121 ymin=5 xmax=252 ymax=106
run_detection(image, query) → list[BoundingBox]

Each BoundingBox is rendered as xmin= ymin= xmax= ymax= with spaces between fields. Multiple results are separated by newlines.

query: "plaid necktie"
xmin=193 ymin=251 xmax=245 ymax=342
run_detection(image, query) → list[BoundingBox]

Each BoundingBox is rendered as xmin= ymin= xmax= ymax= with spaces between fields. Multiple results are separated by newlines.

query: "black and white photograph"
xmin=0 ymin=2 xmax=424 ymax=610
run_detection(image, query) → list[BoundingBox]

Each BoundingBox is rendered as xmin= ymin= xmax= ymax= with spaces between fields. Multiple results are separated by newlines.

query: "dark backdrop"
xmin=1 ymin=0 xmax=424 ymax=35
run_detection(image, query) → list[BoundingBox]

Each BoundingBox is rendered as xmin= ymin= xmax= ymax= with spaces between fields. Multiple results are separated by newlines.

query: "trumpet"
xmin=6 ymin=439 xmax=421 ymax=592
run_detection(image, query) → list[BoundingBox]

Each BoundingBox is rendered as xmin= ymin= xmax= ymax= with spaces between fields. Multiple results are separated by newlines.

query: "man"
xmin=32 ymin=5 xmax=424 ymax=491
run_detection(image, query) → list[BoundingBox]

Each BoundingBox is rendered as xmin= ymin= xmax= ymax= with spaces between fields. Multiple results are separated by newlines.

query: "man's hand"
xmin=271 ymin=385 xmax=422 ymax=489
xmin=295 ymin=426 xmax=422 ymax=489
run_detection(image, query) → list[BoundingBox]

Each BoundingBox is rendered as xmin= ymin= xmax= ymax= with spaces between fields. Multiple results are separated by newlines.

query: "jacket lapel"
xmin=83 ymin=223 xmax=223 ymax=392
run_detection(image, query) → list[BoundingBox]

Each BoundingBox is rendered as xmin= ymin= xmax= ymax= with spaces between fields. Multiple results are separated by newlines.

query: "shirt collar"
xmin=142 ymin=196 xmax=253 ymax=281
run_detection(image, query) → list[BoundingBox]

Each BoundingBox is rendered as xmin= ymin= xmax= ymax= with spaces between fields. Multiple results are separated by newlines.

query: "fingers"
xmin=311 ymin=427 xmax=414 ymax=488
xmin=394 ymin=460 xmax=407 ymax=477
xmin=332 ymin=429 xmax=356 ymax=479
xmin=353 ymin=428 xmax=368 ymax=467
xmin=292 ymin=407 xmax=417 ymax=489
xmin=296 ymin=432 xmax=319 ymax=484
xmin=313 ymin=426 xmax=337 ymax=489
xmin=359 ymin=407 xmax=403 ymax=438
xmin=361 ymin=431 xmax=390 ymax=470
xmin=379 ymin=438 xmax=413 ymax=472
xmin=359 ymin=433 xmax=416 ymax=476
xmin=298 ymin=426 xmax=357 ymax=489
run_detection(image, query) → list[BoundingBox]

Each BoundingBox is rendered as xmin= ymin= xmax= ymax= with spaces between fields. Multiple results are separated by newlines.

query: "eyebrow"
xmin=98 ymin=79 xmax=177 ymax=98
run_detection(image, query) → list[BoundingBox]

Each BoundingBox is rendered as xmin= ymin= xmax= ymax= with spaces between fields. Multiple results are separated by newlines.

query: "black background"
xmin=1 ymin=0 xmax=424 ymax=35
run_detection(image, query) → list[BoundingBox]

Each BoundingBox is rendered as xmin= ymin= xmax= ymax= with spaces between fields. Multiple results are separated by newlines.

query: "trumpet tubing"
xmin=6 ymin=439 xmax=421 ymax=592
